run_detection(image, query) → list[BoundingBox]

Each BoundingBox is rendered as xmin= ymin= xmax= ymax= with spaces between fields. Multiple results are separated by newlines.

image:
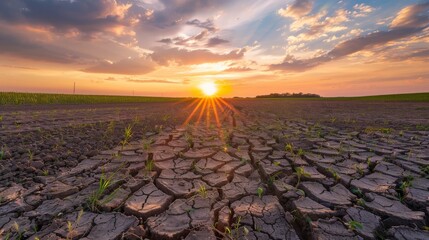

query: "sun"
xmin=199 ymin=82 xmax=218 ymax=96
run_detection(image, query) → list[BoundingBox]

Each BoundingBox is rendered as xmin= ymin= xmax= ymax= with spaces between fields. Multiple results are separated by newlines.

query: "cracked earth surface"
xmin=1 ymin=100 xmax=429 ymax=240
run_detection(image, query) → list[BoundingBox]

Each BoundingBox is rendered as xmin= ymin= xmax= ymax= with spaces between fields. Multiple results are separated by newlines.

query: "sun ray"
xmin=196 ymin=98 xmax=208 ymax=125
xmin=211 ymin=98 xmax=221 ymax=127
xmin=218 ymin=97 xmax=241 ymax=116
xmin=183 ymin=98 xmax=205 ymax=126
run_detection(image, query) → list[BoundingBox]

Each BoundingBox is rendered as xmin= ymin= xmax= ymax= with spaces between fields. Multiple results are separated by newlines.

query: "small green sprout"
xmin=346 ymin=220 xmax=363 ymax=231
xmin=197 ymin=184 xmax=207 ymax=198
xmin=120 ymin=124 xmax=133 ymax=149
xmin=285 ymin=143 xmax=293 ymax=153
xmin=257 ymin=187 xmax=264 ymax=198
xmin=295 ymin=167 xmax=311 ymax=187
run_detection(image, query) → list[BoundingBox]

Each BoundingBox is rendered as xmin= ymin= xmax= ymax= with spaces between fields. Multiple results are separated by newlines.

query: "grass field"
xmin=0 ymin=92 xmax=182 ymax=105
xmin=326 ymin=92 xmax=429 ymax=102
xmin=251 ymin=92 xmax=429 ymax=102
xmin=1 ymin=92 xmax=428 ymax=105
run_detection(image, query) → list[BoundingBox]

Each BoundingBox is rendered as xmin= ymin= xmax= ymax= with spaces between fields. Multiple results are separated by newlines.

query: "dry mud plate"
xmin=0 ymin=101 xmax=429 ymax=240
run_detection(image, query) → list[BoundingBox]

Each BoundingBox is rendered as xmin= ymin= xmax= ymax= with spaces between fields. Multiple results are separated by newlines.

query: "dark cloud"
xmin=0 ymin=0 xmax=133 ymax=36
xmin=186 ymin=19 xmax=217 ymax=32
xmin=157 ymin=30 xmax=210 ymax=46
xmin=151 ymin=47 xmax=246 ymax=66
xmin=224 ymin=66 xmax=253 ymax=72
xmin=392 ymin=49 xmax=429 ymax=61
xmin=278 ymin=0 xmax=313 ymax=18
xmin=140 ymin=0 xmax=228 ymax=29
xmin=0 ymin=30 xmax=93 ymax=64
xmin=83 ymin=57 xmax=156 ymax=75
xmin=390 ymin=2 xmax=429 ymax=29
xmin=1 ymin=64 xmax=38 ymax=70
xmin=126 ymin=78 xmax=189 ymax=84
xmin=271 ymin=2 xmax=429 ymax=72
xmin=206 ymin=37 xmax=229 ymax=47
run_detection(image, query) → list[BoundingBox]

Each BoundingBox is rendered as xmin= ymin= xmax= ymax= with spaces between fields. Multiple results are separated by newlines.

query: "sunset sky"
xmin=1 ymin=0 xmax=429 ymax=97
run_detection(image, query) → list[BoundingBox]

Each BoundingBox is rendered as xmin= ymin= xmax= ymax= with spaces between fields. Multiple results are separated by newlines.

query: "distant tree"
xmin=256 ymin=92 xmax=321 ymax=98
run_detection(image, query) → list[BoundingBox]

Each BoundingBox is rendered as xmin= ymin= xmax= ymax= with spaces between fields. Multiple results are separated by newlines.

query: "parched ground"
xmin=0 ymin=99 xmax=428 ymax=240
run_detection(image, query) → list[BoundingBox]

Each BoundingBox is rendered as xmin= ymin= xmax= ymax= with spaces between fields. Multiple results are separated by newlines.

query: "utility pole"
xmin=73 ymin=82 xmax=76 ymax=94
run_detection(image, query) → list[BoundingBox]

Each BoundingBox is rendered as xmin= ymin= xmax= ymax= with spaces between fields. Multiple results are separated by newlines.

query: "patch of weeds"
xmin=225 ymin=216 xmax=243 ymax=239
xmin=155 ymin=124 xmax=163 ymax=133
xmin=27 ymin=149 xmax=34 ymax=161
xmin=42 ymin=169 xmax=49 ymax=176
xmin=396 ymin=175 xmax=414 ymax=202
xmin=0 ymin=150 xmax=4 ymax=160
xmin=416 ymin=124 xmax=429 ymax=131
xmin=197 ymin=184 xmax=207 ymax=198
xmin=421 ymin=165 xmax=429 ymax=176
xmin=356 ymin=198 xmax=365 ymax=207
xmin=240 ymin=158 xmax=248 ymax=164
xmin=346 ymin=220 xmax=363 ymax=231
xmin=106 ymin=121 xmax=115 ymax=135
xmin=327 ymin=167 xmax=341 ymax=182
xmin=366 ymin=158 xmax=376 ymax=172
xmin=144 ymin=159 xmax=154 ymax=176
xmin=364 ymin=127 xmax=393 ymax=134
xmin=354 ymin=164 xmax=364 ymax=176
xmin=66 ymin=210 xmax=84 ymax=240
xmin=120 ymin=124 xmax=133 ymax=149
xmin=285 ymin=143 xmax=294 ymax=153
xmin=185 ymin=133 xmax=194 ymax=148
xmin=112 ymin=152 xmax=120 ymax=158
xmin=257 ymin=187 xmax=264 ymax=198
xmin=295 ymin=167 xmax=311 ymax=188
xmin=87 ymin=171 xmax=116 ymax=211
xmin=0 ymin=115 xmax=2 ymax=121
xmin=296 ymin=148 xmax=305 ymax=157
xmin=12 ymin=222 xmax=25 ymax=240
xmin=351 ymin=187 xmax=363 ymax=198
xmin=142 ymin=139 xmax=152 ymax=151
xmin=132 ymin=116 xmax=141 ymax=125
xmin=161 ymin=114 xmax=171 ymax=123
xmin=268 ymin=171 xmax=282 ymax=185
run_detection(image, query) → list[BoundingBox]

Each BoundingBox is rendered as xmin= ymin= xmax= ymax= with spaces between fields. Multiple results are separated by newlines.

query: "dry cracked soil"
xmin=0 ymin=99 xmax=428 ymax=240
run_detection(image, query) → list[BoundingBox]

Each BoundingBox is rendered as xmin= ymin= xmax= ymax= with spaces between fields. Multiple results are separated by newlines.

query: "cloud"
xmin=0 ymin=29 xmax=94 ymax=64
xmin=223 ymin=66 xmax=253 ymax=72
xmin=352 ymin=3 xmax=374 ymax=18
xmin=391 ymin=48 xmax=429 ymax=61
xmin=126 ymin=78 xmax=189 ymax=84
xmin=285 ymin=9 xmax=350 ymax=47
xmin=151 ymin=47 xmax=246 ymax=65
xmin=83 ymin=57 xmax=156 ymax=75
xmin=157 ymin=30 xmax=210 ymax=47
xmin=140 ymin=0 xmax=228 ymax=30
xmin=271 ymin=2 xmax=429 ymax=72
xmin=186 ymin=19 xmax=217 ymax=32
xmin=278 ymin=0 xmax=313 ymax=19
xmin=390 ymin=2 xmax=429 ymax=29
xmin=0 ymin=0 xmax=134 ymax=37
xmin=206 ymin=37 xmax=229 ymax=47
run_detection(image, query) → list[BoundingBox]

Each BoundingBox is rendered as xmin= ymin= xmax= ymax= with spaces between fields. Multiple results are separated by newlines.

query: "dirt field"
xmin=0 ymin=99 xmax=428 ymax=239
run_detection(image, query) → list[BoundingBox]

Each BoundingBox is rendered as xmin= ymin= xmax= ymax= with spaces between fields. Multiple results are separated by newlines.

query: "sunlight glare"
xmin=199 ymin=82 xmax=218 ymax=96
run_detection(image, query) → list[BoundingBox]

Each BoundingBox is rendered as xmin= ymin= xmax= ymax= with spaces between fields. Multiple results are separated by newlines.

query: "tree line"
xmin=256 ymin=92 xmax=321 ymax=98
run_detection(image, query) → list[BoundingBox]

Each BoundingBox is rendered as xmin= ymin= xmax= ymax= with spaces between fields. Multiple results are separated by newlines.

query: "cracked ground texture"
xmin=0 ymin=99 xmax=429 ymax=239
